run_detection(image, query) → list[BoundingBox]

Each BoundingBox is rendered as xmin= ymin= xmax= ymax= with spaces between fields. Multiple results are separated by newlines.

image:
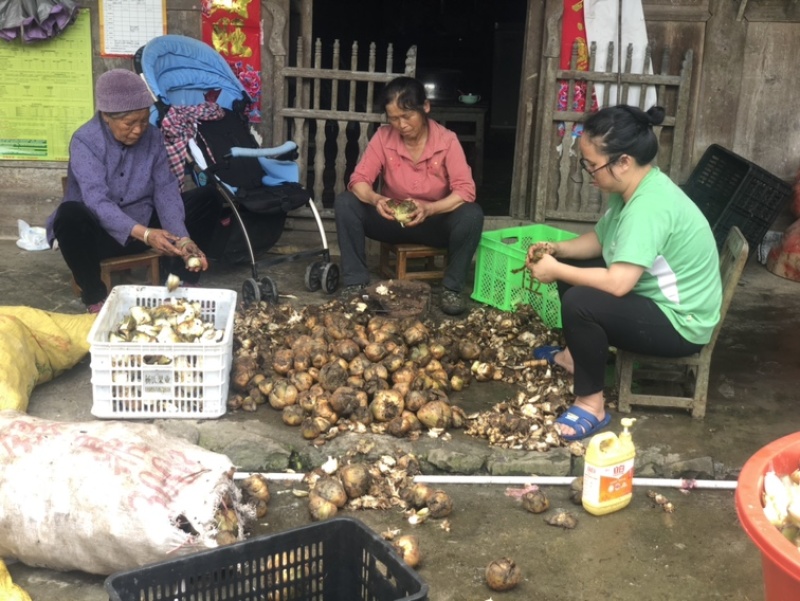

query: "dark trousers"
xmin=53 ymin=187 xmax=222 ymax=305
xmin=333 ymin=191 xmax=484 ymax=292
xmin=556 ymin=258 xmax=703 ymax=396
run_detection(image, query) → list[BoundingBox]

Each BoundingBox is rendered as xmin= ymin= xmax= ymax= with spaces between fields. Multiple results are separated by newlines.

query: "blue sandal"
xmin=533 ymin=345 xmax=563 ymax=366
xmin=555 ymin=405 xmax=612 ymax=441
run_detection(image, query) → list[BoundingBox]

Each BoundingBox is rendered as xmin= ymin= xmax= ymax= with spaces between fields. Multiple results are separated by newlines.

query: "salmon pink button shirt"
xmin=348 ymin=119 xmax=476 ymax=203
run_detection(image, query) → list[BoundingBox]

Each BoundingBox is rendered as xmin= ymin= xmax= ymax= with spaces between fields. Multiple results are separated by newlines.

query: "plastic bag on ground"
xmin=15 ymin=220 xmax=49 ymax=251
xmin=767 ymin=219 xmax=800 ymax=282
xmin=0 ymin=307 xmax=95 ymax=412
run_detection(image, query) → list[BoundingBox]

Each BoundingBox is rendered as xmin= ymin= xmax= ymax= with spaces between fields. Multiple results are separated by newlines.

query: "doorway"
xmin=311 ymin=0 xmax=528 ymax=216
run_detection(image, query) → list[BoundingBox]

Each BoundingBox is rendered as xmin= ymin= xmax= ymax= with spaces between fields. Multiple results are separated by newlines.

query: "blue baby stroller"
xmin=135 ymin=34 xmax=339 ymax=304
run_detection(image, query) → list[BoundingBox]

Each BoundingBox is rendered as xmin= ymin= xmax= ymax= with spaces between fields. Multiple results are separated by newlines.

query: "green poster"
xmin=0 ymin=9 xmax=94 ymax=161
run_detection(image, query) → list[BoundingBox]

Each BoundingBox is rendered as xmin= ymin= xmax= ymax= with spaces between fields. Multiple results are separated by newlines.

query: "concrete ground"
xmin=2 ymin=238 xmax=800 ymax=600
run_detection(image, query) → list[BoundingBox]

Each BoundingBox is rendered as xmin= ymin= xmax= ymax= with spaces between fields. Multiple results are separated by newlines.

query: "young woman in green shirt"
xmin=527 ymin=105 xmax=722 ymax=441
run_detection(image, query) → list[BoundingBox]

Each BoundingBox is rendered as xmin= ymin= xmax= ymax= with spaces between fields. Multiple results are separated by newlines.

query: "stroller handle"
xmin=228 ymin=142 xmax=297 ymax=159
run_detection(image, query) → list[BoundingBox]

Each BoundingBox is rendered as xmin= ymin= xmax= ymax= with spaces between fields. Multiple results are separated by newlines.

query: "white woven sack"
xmin=0 ymin=411 xmax=245 ymax=575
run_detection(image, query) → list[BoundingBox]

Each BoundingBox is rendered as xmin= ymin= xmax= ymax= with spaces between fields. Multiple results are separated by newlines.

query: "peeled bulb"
xmin=216 ymin=530 xmax=239 ymax=546
xmin=339 ymin=463 xmax=372 ymax=499
xmin=241 ymin=474 xmax=271 ymax=503
xmin=313 ymin=476 xmax=348 ymax=508
xmin=394 ymin=534 xmax=421 ymax=568
xmin=308 ymin=494 xmax=338 ymax=521
xmin=166 ymin=273 xmax=180 ymax=292
xmin=186 ymin=256 xmax=203 ymax=269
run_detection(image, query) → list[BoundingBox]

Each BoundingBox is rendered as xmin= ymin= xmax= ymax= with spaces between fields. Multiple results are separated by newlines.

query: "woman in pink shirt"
xmin=334 ymin=76 xmax=484 ymax=315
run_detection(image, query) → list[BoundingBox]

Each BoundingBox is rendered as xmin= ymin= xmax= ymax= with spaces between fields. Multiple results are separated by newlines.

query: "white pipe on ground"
xmin=413 ymin=475 xmax=738 ymax=490
xmin=234 ymin=472 xmax=737 ymax=490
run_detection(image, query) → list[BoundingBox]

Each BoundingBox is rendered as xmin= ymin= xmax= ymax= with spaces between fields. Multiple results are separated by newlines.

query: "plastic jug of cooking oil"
xmin=582 ymin=417 xmax=636 ymax=516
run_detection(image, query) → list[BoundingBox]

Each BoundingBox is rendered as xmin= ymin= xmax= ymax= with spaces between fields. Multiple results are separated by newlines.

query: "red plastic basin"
xmin=736 ymin=432 xmax=800 ymax=601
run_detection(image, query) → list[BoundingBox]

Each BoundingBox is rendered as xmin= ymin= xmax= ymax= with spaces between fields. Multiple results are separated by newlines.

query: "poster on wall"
xmin=99 ymin=0 xmax=166 ymax=57
xmin=201 ymin=0 xmax=262 ymax=123
xmin=0 ymin=9 xmax=93 ymax=161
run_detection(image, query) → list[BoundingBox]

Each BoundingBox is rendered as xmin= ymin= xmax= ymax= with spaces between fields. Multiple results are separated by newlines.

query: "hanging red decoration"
xmin=201 ymin=0 xmax=262 ymax=123
xmin=557 ymin=0 xmax=598 ymax=134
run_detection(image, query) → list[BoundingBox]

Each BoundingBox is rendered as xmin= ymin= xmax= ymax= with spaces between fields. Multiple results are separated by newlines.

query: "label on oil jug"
xmin=583 ymin=457 xmax=634 ymax=504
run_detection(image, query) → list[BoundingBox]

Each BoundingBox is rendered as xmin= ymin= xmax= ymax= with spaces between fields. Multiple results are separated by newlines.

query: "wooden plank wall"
xmin=731 ymin=21 xmax=800 ymax=176
xmin=640 ymin=0 xmax=799 ymax=180
xmin=509 ymin=0 xmax=548 ymax=219
xmin=681 ymin=0 xmax=800 ymax=178
xmin=513 ymin=0 xmax=799 ymax=223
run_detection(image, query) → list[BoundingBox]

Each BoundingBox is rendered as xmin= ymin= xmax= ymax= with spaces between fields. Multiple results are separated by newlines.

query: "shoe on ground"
xmin=86 ymin=301 xmax=105 ymax=314
xmin=555 ymin=405 xmax=612 ymax=441
xmin=533 ymin=345 xmax=563 ymax=366
xmin=440 ymin=288 xmax=466 ymax=316
xmin=339 ymin=283 xmax=367 ymax=300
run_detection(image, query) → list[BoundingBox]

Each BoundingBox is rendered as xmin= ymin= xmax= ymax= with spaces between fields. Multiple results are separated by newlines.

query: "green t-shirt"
xmin=594 ymin=167 xmax=722 ymax=344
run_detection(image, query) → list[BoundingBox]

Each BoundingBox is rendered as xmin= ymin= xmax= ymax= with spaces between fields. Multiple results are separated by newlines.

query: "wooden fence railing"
xmin=532 ymin=41 xmax=693 ymax=222
xmin=274 ymin=37 xmax=417 ymax=206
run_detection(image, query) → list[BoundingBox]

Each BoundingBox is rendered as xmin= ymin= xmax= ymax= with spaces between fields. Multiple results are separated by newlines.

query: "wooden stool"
xmin=379 ymin=242 xmax=447 ymax=281
xmin=70 ymin=250 xmax=162 ymax=296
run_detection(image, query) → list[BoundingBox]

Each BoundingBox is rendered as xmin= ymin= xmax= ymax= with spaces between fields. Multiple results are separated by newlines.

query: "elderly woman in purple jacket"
xmin=46 ymin=69 xmax=221 ymax=313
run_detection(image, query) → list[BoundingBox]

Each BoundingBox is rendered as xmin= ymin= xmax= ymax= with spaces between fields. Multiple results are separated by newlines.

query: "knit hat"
xmin=95 ymin=69 xmax=154 ymax=113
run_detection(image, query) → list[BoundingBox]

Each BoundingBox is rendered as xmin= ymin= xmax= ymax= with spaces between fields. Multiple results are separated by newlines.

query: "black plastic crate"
xmin=684 ymin=144 xmax=792 ymax=253
xmin=105 ymin=517 xmax=428 ymax=601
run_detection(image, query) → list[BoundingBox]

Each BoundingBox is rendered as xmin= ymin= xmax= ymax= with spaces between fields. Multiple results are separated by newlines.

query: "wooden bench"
xmin=378 ymin=242 xmax=447 ymax=281
xmin=70 ymin=250 xmax=162 ymax=296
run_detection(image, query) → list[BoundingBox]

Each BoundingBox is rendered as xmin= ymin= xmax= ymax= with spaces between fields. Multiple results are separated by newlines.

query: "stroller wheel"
xmin=321 ymin=263 xmax=340 ymax=294
xmin=242 ymin=278 xmax=261 ymax=304
xmin=259 ymin=276 xmax=279 ymax=304
xmin=304 ymin=261 xmax=323 ymax=292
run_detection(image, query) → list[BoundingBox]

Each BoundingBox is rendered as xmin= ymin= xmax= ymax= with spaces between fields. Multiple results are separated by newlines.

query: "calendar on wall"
xmin=99 ymin=0 xmax=166 ymax=57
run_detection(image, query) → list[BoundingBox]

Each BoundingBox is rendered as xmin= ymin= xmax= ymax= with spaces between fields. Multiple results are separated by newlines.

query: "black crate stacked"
xmin=683 ymin=144 xmax=792 ymax=254
xmin=105 ymin=517 xmax=428 ymax=601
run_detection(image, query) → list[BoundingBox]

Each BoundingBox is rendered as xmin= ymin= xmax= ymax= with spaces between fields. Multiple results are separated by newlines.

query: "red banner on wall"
xmin=201 ymin=0 xmax=262 ymax=123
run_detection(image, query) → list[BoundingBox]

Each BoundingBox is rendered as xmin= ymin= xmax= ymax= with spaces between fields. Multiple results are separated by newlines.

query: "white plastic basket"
xmin=87 ymin=285 xmax=237 ymax=419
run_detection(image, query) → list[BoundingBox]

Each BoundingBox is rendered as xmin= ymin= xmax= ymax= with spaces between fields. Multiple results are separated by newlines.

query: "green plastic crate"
xmin=470 ymin=224 xmax=578 ymax=327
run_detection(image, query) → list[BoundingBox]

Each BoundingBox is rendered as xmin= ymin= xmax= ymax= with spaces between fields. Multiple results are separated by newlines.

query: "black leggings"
xmin=52 ymin=187 xmax=222 ymax=305
xmin=557 ymin=258 xmax=703 ymax=396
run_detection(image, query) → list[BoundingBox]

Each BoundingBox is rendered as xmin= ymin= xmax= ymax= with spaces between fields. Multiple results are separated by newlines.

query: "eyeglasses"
xmin=579 ymin=156 xmax=620 ymax=176
xmin=110 ymin=116 xmax=150 ymax=131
